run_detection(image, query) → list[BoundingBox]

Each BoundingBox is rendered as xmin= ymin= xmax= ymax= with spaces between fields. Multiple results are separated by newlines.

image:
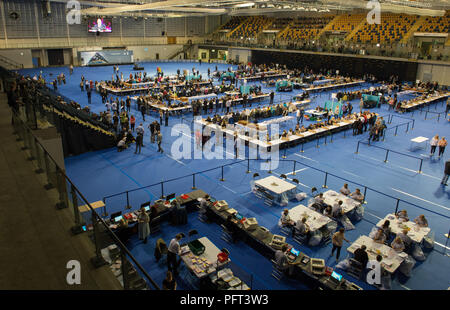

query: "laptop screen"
xmin=166 ymin=193 xmax=176 ymax=201
xmin=290 ymin=248 xmax=300 ymax=256
xmin=331 ymin=271 xmax=342 ymax=282
xmin=235 ymin=213 xmax=243 ymax=220
xmin=114 ymin=216 xmax=123 ymax=222
xmin=144 ymin=206 xmax=150 ymax=212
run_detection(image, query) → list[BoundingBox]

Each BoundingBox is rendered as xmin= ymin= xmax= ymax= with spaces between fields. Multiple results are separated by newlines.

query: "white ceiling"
xmin=63 ymin=0 xmax=449 ymax=18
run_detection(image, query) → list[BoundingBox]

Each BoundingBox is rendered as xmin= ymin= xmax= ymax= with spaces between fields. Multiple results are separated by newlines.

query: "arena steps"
xmin=400 ymin=15 xmax=427 ymax=44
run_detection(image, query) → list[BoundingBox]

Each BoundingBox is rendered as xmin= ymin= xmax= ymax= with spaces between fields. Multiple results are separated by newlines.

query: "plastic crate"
xmin=188 ymin=239 xmax=205 ymax=256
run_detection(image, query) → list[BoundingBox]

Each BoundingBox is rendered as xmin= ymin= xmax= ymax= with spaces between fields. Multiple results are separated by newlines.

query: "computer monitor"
xmin=110 ymin=211 xmax=122 ymax=221
xmin=166 ymin=193 xmax=176 ymax=201
xmin=141 ymin=201 xmax=151 ymax=208
xmin=235 ymin=213 xmax=243 ymax=221
xmin=331 ymin=271 xmax=343 ymax=282
xmin=113 ymin=215 xmax=123 ymax=223
xmin=144 ymin=206 xmax=150 ymax=212
xmin=290 ymin=248 xmax=300 ymax=257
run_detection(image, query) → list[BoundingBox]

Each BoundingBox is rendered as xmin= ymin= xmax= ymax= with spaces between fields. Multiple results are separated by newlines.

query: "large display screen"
xmin=88 ymin=18 xmax=112 ymax=33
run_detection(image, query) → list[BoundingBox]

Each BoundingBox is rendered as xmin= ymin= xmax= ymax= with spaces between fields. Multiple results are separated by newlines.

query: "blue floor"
xmin=20 ymin=62 xmax=450 ymax=290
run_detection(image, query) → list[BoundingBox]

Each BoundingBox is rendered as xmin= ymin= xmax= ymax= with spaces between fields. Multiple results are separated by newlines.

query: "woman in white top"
xmin=430 ymin=135 xmax=439 ymax=156
xmin=391 ymin=236 xmax=405 ymax=253
xmin=278 ymin=209 xmax=294 ymax=227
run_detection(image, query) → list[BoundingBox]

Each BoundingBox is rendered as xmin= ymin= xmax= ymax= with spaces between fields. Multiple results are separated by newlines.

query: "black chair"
xmin=280 ymin=174 xmax=287 ymax=179
xmin=292 ymin=178 xmax=299 ymax=184
xmin=220 ymin=224 xmax=233 ymax=244
xmin=270 ymin=259 xmax=284 ymax=281
xmin=188 ymin=229 xmax=198 ymax=242
xmin=347 ymin=258 xmax=364 ymax=280
xmin=253 ymin=173 xmax=260 ymax=178
xmin=149 ymin=216 xmax=161 ymax=234
xmin=292 ymin=227 xmax=308 ymax=245
xmin=279 ymin=224 xmax=292 ymax=237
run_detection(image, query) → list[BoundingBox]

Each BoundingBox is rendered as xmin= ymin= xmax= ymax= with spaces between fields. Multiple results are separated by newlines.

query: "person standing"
xmin=441 ymin=160 xmax=450 ymax=186
xmin=167 ymin=234 xmax=183 ymax=276
xmin=126 ymin=96 xmax=131 ymax=112
xmin=359 ymin=97 xmax=364 ymax=113
xmin=430 ymin=135 xmax=439 ymax=156
xmin=331 ymin=228 xmax=350 ymax=261
xmin=438 ymin=137 xmax=447 ymax=158
xmin=87 ymin=87 xmax=92 ymax=104
xmin=162 ymin=271 xmax=177 ymax=290
xmin=140 ymin=104 xmax=146 ymax=122
xmin=270 ymin=91 xmax=274 ymax=105
xmin=130 ymin=115 xmax=136 ymax=132
xmin=149 ymin=121 xmax=155 ymax=143
xmin=156 ymin=131 xmax=163 ymax=153
xmin=69 ymin=64 xmax=73 ymax=75
xmin=135 ymin=131 xmax=143 ymax=154
xmin=159 ymin=110 xmax=163 ymax=125
xmin=164 ymin=110 xmax=169 ymax=127
xmin=138 ymin=206 xmax=150 ymax=243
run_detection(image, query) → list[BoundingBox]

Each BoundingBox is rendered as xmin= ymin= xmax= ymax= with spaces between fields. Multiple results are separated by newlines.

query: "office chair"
xmin=220 ymin=224 xmax=233 ymax=244
xmin=188 ymin=229 xmax=198 ymax=243
xmin=311 ymin=187 xmax=319 ymax=197
xmin=280 ymin=174 xmax=287 ymax=179
xmin=279 ymin=224 xmax=292 ymax=237
xmin=149 ymin=216 xmax=161 ymax=234
xmin=253 ymin=173 xmax=260 ymax=178
xmin=347 ymin=258 xmax=364 ymax=280
xmin=270 ymin=259 xmax=284 ymax=281
xmin=292 ymin=178 xmax=299 ymax=184
xmin=292 ymin=227 xmax=308 ymax=245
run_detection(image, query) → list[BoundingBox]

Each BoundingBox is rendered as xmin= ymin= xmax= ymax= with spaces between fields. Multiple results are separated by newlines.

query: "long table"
xmin=195 ymin=118 xmax=356 ymax=152
xmin=400 ymin=92 xmax=450 ymax=111
xmin=180 ymin=236 xmax=230 ymax=279
xmin=347 ymin=235 xmax=406 ymax=274
xmin=322 ymin=190 xmax=360 ymax=214
xmin=289 ymin=204 xmax=333 ymax=233
xmin=376 ymin=214 xmax=431 ymax=244
xmin=203 ymin=195 xmax=361 ymax=290
xmin=305 ymin=80 xmax=365 ymax=93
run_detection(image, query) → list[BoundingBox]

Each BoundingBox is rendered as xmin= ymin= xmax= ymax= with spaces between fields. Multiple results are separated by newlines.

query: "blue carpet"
xmin=20 ymin=62 xmax=450 ymax=290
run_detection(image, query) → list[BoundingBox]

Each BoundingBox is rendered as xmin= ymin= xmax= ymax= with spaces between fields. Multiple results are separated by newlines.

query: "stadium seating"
xmin=416 ymin=13 xmax=450 ymax=34
xmin=279 ymin=16 xmax=334 ymax=41
xmin=350 ymin=13 xmax=418 ymax=44
xmin=330 ymin=14 xmax=365 ymax=32
xmin=230 ymin=16 xmax=273 ymax=38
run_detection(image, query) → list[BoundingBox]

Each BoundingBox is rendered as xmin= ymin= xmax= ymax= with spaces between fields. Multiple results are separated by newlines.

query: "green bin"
xmin=188 ymin=239 xmax=205 ymax=256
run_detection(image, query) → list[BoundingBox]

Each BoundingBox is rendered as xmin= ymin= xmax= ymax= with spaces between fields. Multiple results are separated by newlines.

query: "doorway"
xmin=47 ymin=49 xmax=64 ymax=66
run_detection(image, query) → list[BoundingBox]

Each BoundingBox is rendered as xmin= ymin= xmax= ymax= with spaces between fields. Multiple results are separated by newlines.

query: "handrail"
xmin=102 ymin=157 xmax=450 ymax=222
xmin=12 ymin=110 xmax=160 ymax=290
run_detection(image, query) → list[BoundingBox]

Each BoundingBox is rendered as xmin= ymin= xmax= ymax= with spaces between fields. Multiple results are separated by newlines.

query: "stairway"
xmin=0 ymin=54 xmax=24 ymax=70
xmin=400 ymin=16 xmax=427 ymax=44
xmin=315 ymin=15 xmax=341 ymax=40
xmin=168 ymin=44 xmax=192 ymax=60
xmin=226 ymin=17 xmax=249 ymax=38
xmin=345 ymin=17 xmax=367 ymax=42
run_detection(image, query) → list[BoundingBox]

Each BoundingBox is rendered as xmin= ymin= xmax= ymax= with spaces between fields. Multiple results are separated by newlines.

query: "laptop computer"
xmin=113 ymin=215 xmax=123 ymax=223
xmin=330 ymin=271 xmax=343 ymax=284
xmin=166 ymin=193 xmax=176 ymax=201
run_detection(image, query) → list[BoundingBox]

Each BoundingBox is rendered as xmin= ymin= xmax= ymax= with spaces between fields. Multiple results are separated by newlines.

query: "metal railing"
xmin=101 ymin=156 xmax=450 ymax=256
xmin=11 ymin=110 xmax=160 ymax=290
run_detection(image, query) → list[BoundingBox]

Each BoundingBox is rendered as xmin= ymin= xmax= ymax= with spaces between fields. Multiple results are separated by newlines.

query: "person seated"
xmin=294 ymin=217 xmax=310 ymax=238
xmin=117 ymin=137 xmax=127 ymax=152
xmin=340 ymin=183 xmax=351 ymax=196
xmin=279 ymin=209 xmax=294 ymax=227
xmin=274 ymin=244 xmax=294 ymax=276
xmin=349 ymin=188 xmax=364 ymax=203
xmin=397 ymin=228 xmax=413 ymax=250
xmin=391 ymin=236 xmax=405 ymax=253
xmin=380 ymin=220 xmax=392 ymax=241
xmin=224 ymin=215 xmax=239 ymax=243
xmin=373 ymin=228 xmax=386 ymax=244
xmin=323 ymin=206 xmax=333 ymax=218
xmin=396 ymin=209 xmax=409 ymax=222
xmin=414 ymin=214 xmax=428 ymax=227
xmin=332 ymin=200 xmax=344 ymax=218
